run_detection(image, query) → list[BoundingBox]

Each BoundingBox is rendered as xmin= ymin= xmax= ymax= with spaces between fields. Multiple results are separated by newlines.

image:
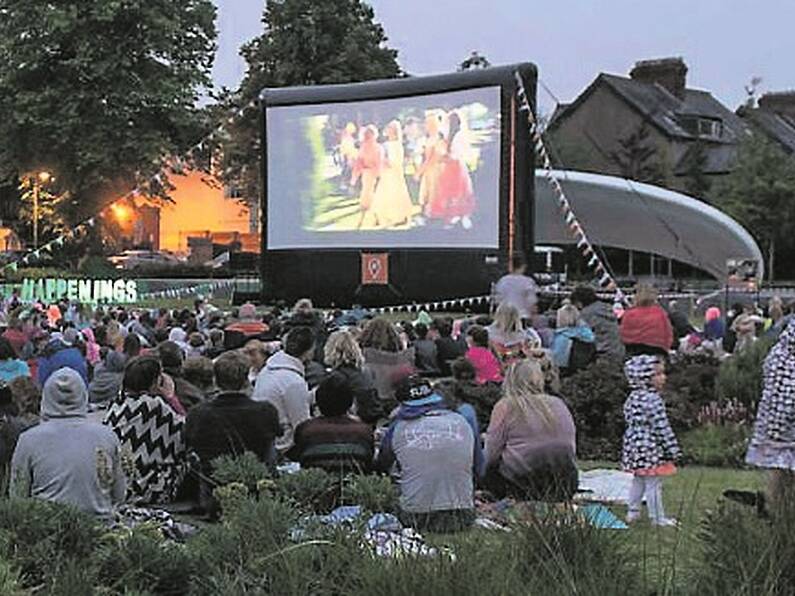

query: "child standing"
xmin=622 ymin=355 xmax=681 ymax=527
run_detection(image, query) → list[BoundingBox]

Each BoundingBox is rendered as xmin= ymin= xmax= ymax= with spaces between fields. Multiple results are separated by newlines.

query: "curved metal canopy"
xmin=534 ymin=170 xmax=764 ymax=282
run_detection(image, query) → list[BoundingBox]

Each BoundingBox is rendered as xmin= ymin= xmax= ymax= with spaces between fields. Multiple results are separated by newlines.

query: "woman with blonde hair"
xmin=322 ymin=330 xmax=383 ymax=423
xmin=487 ymin=303 xmax=541 ymax=368
xmin=359 ymin=318 xmax=415 ymax=412
xmin=484 ymin=359 xmax=577 ymax=501
xmin=551 ymin=304 xmax=595 ymax=374
xmin=619 ymin=283 xmax=674 ymax=357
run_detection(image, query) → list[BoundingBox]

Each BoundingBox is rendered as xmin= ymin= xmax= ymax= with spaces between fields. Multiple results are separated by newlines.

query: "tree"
xmin=217 ymin=0 xmax=402 ymax=204
xmin=713 ymin=132 xmax=795 ymax=280
xmin=681 ymin=140 xmax=712 ymax=199
xmin=0 ymin=0 xmax=217 ymax=233
xmin=609 ymin=123 xmax=666 ymax=185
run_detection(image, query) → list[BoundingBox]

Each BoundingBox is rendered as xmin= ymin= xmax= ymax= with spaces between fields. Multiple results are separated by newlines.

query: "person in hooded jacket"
xmin=37 ymin=328 xmax=88 ymax=387
xmin=376 ymin=374 xmax=479 ymax=533
xmin=89 ymin=350 xmax=126 ymax=404
xmin=252 ymin=326 xmax=315 ymax=456
xmin=622 ymin=355 xmax=681 ymax=527
xmin=570 ymin=286 xmax=625 ymax=360
xmin=10 ymin=367 xmax=126 ymax=520
xmin=551 ymin=305 xmax=595 ymax=374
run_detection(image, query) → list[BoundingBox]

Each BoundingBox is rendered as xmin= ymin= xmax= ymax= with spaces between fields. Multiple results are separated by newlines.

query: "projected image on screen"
xmin=266 ymin=86 xmax=501 ymax=249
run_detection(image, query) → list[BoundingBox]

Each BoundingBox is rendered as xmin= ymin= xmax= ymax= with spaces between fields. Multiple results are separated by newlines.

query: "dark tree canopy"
xmin=0 ymin=0 xmax=217 ymax=227
xmin=712 ymin=132 xmax=795 ymax=280
xmin=218 ymin=0 xmax=402 ymax=202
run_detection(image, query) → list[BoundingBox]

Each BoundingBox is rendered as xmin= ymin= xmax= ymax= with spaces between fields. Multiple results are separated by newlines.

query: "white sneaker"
xmin=461 ymin=216 xmax=473 ymax=230
xmin=652 ymin=517 xmax=679 ymax=528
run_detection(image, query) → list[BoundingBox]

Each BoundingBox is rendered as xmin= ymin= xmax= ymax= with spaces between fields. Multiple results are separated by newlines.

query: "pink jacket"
xmin=466 ymin=346 xmax=503 ymax=384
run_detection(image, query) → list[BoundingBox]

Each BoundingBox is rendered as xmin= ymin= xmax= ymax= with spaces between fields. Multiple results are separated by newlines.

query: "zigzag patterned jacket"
xmin=104 ymin=392 xmax=187 ymax=504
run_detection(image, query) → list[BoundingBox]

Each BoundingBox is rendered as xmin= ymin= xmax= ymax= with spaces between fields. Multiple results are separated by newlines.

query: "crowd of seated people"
xmin=0 ymin=288 xmax=640 ymax=533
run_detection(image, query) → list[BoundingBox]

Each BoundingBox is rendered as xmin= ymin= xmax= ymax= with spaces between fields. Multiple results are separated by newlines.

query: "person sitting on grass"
xmin=484 ymin=360 xmax=577 ymax=502
xmin=376 ymin=374 xmax=478 ymax=533
xmin=413 ymin=322 xmax=441 ymax=377
xmin=253 ymin=326 xmax=315 ymax=456
xmin=434 ymin=317 xmax=467 ymax=377
xmin=359 ymin=318 xmax=416 ymax=412
xmin=11 ymin=368 xmax=126 ymax=520
xmin=488 ymin=303 xmax=542 ymax=370
xmin=292 ymin=370 xmax=375 ymax=474
xmin=185 ymin=351 xmax=281 ymax=515
xmin=104 ymin=356 xmax=187 ymax=505
xmin=465 ymin=325 xmax=502 ymax=384
xmin=436 ymin=357 xmax=501 ymax=431
xmin=323 ymin=330 xmax=383 ymax=424
xmin=551 ymin=304 xmax=596 ymax=376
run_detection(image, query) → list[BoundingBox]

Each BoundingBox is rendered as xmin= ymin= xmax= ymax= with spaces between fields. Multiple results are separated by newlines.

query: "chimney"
xmin=758 ymin=92 xmax=795 ymax=117
xmin=630 ymin=57 xmax=688 ymax=100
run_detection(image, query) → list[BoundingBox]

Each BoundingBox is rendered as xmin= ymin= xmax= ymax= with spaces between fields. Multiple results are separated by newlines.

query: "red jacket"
xmin=619 ymin=305 xmax=673 ymax=352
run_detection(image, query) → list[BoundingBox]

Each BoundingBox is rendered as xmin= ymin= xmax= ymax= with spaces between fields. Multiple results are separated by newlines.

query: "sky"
xmin=211 ymin=0 xmax=795 ymax=115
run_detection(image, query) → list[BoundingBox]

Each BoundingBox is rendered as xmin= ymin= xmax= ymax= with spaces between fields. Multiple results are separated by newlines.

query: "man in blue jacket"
xmin=37 ymin=328 xmax=88 ymax=387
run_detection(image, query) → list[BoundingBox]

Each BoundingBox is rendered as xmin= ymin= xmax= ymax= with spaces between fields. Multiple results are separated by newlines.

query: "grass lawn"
xmin=576 ymin=462 xmax=765 ymax=590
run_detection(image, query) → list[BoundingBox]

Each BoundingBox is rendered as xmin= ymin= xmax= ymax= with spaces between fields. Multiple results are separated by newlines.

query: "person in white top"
xmin=493 ymin=254 xmax=538 ymax=321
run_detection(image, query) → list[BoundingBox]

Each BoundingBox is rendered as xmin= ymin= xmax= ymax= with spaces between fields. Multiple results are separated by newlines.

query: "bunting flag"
xmin=514 ymin=71 xmax=626 ymax=305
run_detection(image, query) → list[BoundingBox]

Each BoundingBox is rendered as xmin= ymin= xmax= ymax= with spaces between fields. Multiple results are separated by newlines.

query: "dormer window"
xmin=678 ymin=115 xmax=723 ymax=139
xmin=697 ymin=118 xmax=723 ymax=139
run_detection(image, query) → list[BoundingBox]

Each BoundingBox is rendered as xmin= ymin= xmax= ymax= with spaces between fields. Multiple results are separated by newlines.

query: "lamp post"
xmin=32 ymin=171 xmax=51 ymax=250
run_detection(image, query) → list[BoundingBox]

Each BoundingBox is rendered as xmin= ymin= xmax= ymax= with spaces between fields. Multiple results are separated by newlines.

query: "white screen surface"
xmin=266 ymin=86 xmax=502 ymax=249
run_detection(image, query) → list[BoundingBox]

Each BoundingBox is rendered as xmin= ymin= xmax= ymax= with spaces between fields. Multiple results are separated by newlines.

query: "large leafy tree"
xmin=218 ymin=0 xmax=402 ymax=203
xmin=0 ymin=0 xmax=217 ymax=232
xmin=712 ymin=132 xmax=795 ymax=280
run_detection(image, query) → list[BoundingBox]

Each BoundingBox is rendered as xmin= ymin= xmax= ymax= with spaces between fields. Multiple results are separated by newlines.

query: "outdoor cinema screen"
xmin=266 ymin=85 xmax=502 ymax=250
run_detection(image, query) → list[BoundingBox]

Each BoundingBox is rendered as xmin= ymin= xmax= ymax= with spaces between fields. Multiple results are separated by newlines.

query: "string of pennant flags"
xmin=138 ymin=278 xmax=237 ymax=301
xmin=1 ymin=95 xmax=260 ymax=277
xmin=371 ymin=295 xmax=492 ymax=315
xmin=514 ymin=72 xmax=627 ymax=306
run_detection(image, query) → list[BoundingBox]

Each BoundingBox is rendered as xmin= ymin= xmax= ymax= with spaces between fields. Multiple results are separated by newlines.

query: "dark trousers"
xmin=398 ymin=508 xmax=476 ymax=534
xmin=483 ymin=459 xmax=578 ymax=503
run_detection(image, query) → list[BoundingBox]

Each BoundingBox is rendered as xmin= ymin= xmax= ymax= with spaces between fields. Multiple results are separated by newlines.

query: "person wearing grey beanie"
xmin=10 ymin=367 xmax=126 ymax=519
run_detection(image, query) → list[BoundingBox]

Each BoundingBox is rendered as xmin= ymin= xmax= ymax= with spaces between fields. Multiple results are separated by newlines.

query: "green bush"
xmin=93 ymin=525 xmax=196 ymax=595
xmin=274 ymin=468 xmax=338 ymax=513
xmin=0 ymin=498 xmax=101 ymax=586
xmin=680 ymin=424 xmax=751 ymax=467
xmin=561 ymin=360 xmax=627 ymax=461
xmin=343 ymin=474 xmax=399 ymax=513
xmin=211 ymin=451 xmax=271 ymax=493
xmin=716 ymin=337 xmax=774 ymax=408
xmin=694 ymin=500 xmax=795 ymax=593
xmin=665 ymin=353 xmax=721 ymax=431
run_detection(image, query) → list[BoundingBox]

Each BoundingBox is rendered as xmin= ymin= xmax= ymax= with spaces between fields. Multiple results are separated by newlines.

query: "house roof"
xmin=674 ymin=142 xmax=740 ymax=176
xmin=741 ymin=107 xmax=795 ymax=154
xmin=547 ymin=72 xmax=750 ymax=174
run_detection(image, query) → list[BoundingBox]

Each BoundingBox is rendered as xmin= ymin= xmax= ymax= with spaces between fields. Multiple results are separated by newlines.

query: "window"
xmin=697 ymin=118 xmax=723 ymax=139
xmin=677 ymin=115 xmax=722 ymax=139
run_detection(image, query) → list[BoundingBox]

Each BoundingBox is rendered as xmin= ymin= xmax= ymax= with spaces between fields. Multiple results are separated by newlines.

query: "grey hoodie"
xmin=10 ymin=367 xmax=126 ymax=519
xmin=252 ymin=350 xmax=313 ymax=453
xmin=89 ymin=351 xmax=126 ymax=404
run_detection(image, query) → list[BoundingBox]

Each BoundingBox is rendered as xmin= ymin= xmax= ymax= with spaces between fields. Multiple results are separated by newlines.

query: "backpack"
xmin=567 ymin=339 xmax=596 ymax=374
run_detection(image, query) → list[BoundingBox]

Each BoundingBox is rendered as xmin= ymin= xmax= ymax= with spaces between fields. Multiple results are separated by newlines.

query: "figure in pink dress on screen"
xmin=350 ymin=125 xmax=383 ymax=229
xmin=428 ymin=111 xmax=475 ymax=229
xmin=370 ymin=120 xmax=414 ymax=228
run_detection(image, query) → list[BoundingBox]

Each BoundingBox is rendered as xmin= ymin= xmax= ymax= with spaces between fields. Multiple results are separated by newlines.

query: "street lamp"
xmin=32 ymin=171 xmax=52 ymax=250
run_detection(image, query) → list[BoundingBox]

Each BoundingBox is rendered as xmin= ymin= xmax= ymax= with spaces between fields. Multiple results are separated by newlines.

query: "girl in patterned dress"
xmin=746 ymin=318 xmax=795 ymax=511
xmin=622 ymin=355 xmax=681 ymax=527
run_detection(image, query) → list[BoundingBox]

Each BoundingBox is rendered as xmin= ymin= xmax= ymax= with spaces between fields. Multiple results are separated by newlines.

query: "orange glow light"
xmin=112 ymin=203 xmax=131 ymax=222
